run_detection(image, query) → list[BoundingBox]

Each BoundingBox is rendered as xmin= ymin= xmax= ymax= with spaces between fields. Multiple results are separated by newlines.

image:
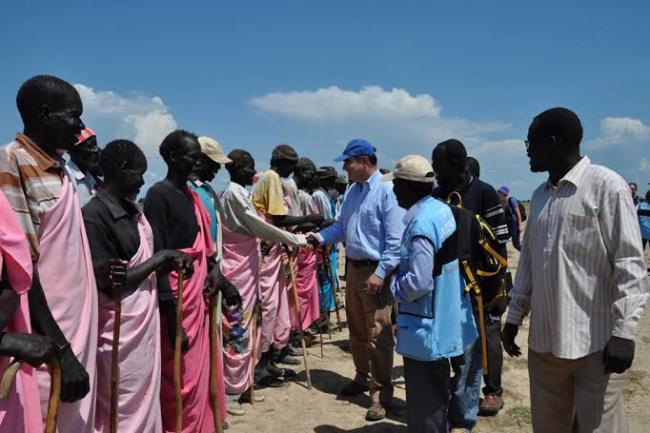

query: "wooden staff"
xmin=174 ymin=266 xmax=185 ymax=433
xmin=324 ymin=246 xmax=343 ymax=331
xmin=283 ymin=245 xmax=312 ymax=390
xmin=316 ymin=254 xmax=325 ymax=358
xmin=45 ymin=359 xmax=62 ymax=433
xmin=110 ymin=290 xmax=122 ymax=433
xmin=209 ymin=295 xmax=224 ymax=433
xmin=249 ymin=303 xmax=258 ymax=404
xmin=1 ymin=358 xmax=62 ymax=433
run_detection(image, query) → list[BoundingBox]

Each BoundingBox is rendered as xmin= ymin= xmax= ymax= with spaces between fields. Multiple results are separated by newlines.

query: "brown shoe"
xmin=365 ymin=404 xmax=386 ymax=421
xmin=479 ymin=394 xmax=504 ymax=415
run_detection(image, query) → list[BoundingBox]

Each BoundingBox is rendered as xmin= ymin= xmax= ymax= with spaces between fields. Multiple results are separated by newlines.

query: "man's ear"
xmin=39 ymin=104 xmax=51 ymax=122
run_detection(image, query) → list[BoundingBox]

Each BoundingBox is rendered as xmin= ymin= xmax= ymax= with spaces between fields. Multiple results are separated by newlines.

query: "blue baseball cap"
xmin=333 ymin=139 xmax=377 ymax=162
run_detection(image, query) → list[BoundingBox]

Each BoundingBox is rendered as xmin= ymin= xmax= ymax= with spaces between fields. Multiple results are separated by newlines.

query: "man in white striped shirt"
xmin=503 ymin=107 xmax=648 ymax=433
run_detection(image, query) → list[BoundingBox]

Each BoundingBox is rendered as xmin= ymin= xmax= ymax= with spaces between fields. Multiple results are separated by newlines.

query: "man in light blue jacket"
xmin=386 ymin=155 xmax=478 ymax=433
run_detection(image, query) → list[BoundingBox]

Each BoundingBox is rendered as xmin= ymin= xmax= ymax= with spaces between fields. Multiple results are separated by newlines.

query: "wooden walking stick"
xmin=45 ymin=358 xmax=62 ymax=433
xmin=324 ymin=246 xmax=343 ymax=332
xmin=174 ymin=266 xmax=185 ymax=433
xmin=283 ymin=245 xmax=312 ymax=390
xmin=316 ymin=255 xmax=325 ymax=358
xmin=1 ymin=358 xmax=62 ymax=433
xmin=249 ymin=303 xmax=258 ymax=403
xmin=110 ymin=278 xmax=123 ymax=433
xmin=209 ymin=294 xmax=224 ymax=433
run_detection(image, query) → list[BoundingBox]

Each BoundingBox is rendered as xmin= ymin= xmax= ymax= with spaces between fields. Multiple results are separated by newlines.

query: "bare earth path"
xmin=227 ymin=246 xmax=650 ymax=433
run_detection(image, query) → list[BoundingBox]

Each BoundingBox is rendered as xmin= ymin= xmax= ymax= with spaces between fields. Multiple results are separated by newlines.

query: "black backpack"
xmin=433 ymin=192 xmax=508 ymax=374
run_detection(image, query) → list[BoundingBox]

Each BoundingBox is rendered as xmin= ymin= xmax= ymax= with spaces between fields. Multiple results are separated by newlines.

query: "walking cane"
xmin=174 ymin=265 xmax=185 ymax=433
xmin=283 ymin=245 xmax=312 ymax=390
xmin=316 ymin=252 xmax=326 ymax=358
xmin=324 ymin=246 xmax=343 ymax=332
xmin=249 ymin=303 xmax=258 ymax=404
xmin=0 ymin=358 xmax=62 ymax=433
xmin=209 ymin=294 xmax=224 ymax=433
xmin=110 ymin=280 xmax=123 ymax=433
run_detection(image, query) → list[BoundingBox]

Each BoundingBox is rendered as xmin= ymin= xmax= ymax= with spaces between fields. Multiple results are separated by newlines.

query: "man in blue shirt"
xmin=387 ymin=155 xmax=478 ymax=433
xmin=309 ymin=139 xmax=405 ymax=421
xmin=639 ymin=190 xmax=650 ymax=252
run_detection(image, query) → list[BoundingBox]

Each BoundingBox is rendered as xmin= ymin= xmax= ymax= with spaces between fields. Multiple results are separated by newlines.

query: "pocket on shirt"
xmin=562 ymin=213 xmax=600 ymax=255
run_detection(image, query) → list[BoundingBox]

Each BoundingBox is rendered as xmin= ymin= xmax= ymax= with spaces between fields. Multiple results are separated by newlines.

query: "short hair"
xmin=271 ymin=144 xmax=298 ymax=162
xmin=16 ymin=75 xmax=80 ymax=124
xmin=295 ymin=157 xmax=316 ymax=173
xmin=467 ymin=156 xmax=480 ymax=178
xmin=100 ymin=139 xmax=146 ymax=176
xmin=629 ymin=182 xmax=638 ymax=188
xmin=159 ymin=129 xmax=198 ymax=163
xmin=434 ymin=139 xmax=467 ymax=161
xmin=368 ymin=154 xmax=378 ymax=166
xmin=226 ymin=149 xmax=253 ymax=175
xmin=531 ymin=107 xmax=583 ymax=147
xmin=379 ymin=168 xmax=389 ymax=175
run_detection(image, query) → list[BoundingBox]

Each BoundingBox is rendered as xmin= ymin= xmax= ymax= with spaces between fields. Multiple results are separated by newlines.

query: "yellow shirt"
xmin=252 ymin=170 xmax=287 ymax=217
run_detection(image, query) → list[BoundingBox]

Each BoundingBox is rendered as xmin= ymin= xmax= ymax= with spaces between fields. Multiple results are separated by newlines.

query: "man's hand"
xmin=486 ymin=294 xmax=508 ymax=316
xmin=159 ymin=299 xmax=190 ymax=353
xmin=365 ymin=274 xmax=384 ymax=295
xmin=94 ymin=259 xmax=127 ymax=298
xmin=204 ymin=267 xmax=223 ymax=299
xmin=158 ymin=250 xmax=194 ymax=277
xmin=305 ymin=233 xmax=321 ymax=249
xmin=1 ymin=333 xmax=59 ymax=367
xmin=260 ymin=241 xmax=272 ymax=257
xmin=501 ymin=323 xmax=521 ymax=357
xmin=59 ymin=346 xmax=90 ymax=402
xmin=604 ymin=336 xmax=635 ymax=374
xmin=220 ymin=279 xmax=242 ymax=308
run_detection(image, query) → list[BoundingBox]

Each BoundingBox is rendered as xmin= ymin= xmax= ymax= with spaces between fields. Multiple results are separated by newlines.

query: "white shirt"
xmin=64 ymin=159 xmax=98 ymax=207
xmin=218 ymin=182 xmax=306 ymax=247
xmin=506 ymin=156 xmax=648 ymax=359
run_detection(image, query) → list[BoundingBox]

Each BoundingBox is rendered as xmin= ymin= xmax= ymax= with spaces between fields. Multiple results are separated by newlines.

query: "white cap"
xmin=382 ymin=155 xmax=435 ymax=183
xmin=198 ymin=136 xmax=232 ymax=164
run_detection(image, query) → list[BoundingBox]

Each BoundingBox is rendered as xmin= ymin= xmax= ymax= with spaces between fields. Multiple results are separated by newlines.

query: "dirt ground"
xmin=227 ymin=245 xmax=650 ymax=433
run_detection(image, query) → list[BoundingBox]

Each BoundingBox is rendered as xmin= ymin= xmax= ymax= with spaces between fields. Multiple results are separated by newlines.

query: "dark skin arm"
xmin=94 ymin=251 xmax=193 ymax=299
xmin=28 ymin=273 xmax=89 ymax=402
xmin=271 ymin=213 xmax=323 ymax=228
xmin=0 ymin=280 xmax=59 ymax=366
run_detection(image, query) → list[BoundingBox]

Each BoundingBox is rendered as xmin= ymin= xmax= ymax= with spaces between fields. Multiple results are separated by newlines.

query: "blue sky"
xmin=1 ymin=0 xmax=649 ymax=198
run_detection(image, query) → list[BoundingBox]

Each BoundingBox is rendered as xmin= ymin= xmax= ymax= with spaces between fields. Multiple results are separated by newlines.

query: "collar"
xmin=547 ymin=156 xmax=590 ymax=189
xmin=228 ymin=181 xmax=250 ymax=196
xmin=357 ymin=170 xmax=382 ymax=191
xmin=65 ymin=159 xmax=86 ymax=181
xmin=459 ymin=174 xmax=474 ymax=194
xmin=404 ymin=195 xmax=432 ymax=225
xmin=96 ymin=189 xmax=139 ymax=220
xmin=190 ymin=179 xmax=205 ymax=187
xmin=15 ymin=133 xmax=63 ymax=172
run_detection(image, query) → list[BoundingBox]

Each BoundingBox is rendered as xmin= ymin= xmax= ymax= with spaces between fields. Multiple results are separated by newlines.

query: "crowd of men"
xmin=0 ymin=74 xmax=648 ymax=433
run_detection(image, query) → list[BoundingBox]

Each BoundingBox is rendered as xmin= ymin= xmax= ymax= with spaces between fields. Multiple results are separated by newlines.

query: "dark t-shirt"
xmin=433 ymin=176 xmax=509 ymax=253
xmin=143 ymin=181 xmax=199 ymax=251
xmin=82 ymin=189 xmax=141 ymax=262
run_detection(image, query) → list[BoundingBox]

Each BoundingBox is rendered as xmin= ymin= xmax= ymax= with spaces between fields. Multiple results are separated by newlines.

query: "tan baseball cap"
xmin=382 ymin=155 xmax=435 ymax=183
xmin=198 ymin=136 xmax=232 ymax=164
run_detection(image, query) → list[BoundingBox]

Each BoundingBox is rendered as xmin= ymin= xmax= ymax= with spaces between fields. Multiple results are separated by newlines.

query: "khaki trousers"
xmin=528 ymin=349 xmax=628 ymax=433
xmin=345 ymin=259 xmax=395 ymax=404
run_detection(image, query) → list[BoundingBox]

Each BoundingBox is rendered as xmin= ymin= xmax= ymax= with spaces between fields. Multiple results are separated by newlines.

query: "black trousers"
xmin=404 ymin=357 xmax=451 ymax=433
xmin=482 ymin=314 xmax=504 ymax=396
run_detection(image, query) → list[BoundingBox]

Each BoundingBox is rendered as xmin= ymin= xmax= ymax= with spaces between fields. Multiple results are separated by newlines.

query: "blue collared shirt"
xmin=318 ymin=170 xmax=404 ymax=278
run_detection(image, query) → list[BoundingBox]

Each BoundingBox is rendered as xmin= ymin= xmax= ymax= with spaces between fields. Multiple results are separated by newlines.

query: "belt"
xmin=346 ymin=257 xmax=378 ymax=268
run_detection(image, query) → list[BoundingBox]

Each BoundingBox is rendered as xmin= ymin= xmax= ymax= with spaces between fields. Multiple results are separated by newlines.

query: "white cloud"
xmin=586 ymin=116 xmax=650 ymax=149
xmin=74 ymin=84 xmax=177 ymax=156
xmin=250 ymin=85 xmax=442 ymax=120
